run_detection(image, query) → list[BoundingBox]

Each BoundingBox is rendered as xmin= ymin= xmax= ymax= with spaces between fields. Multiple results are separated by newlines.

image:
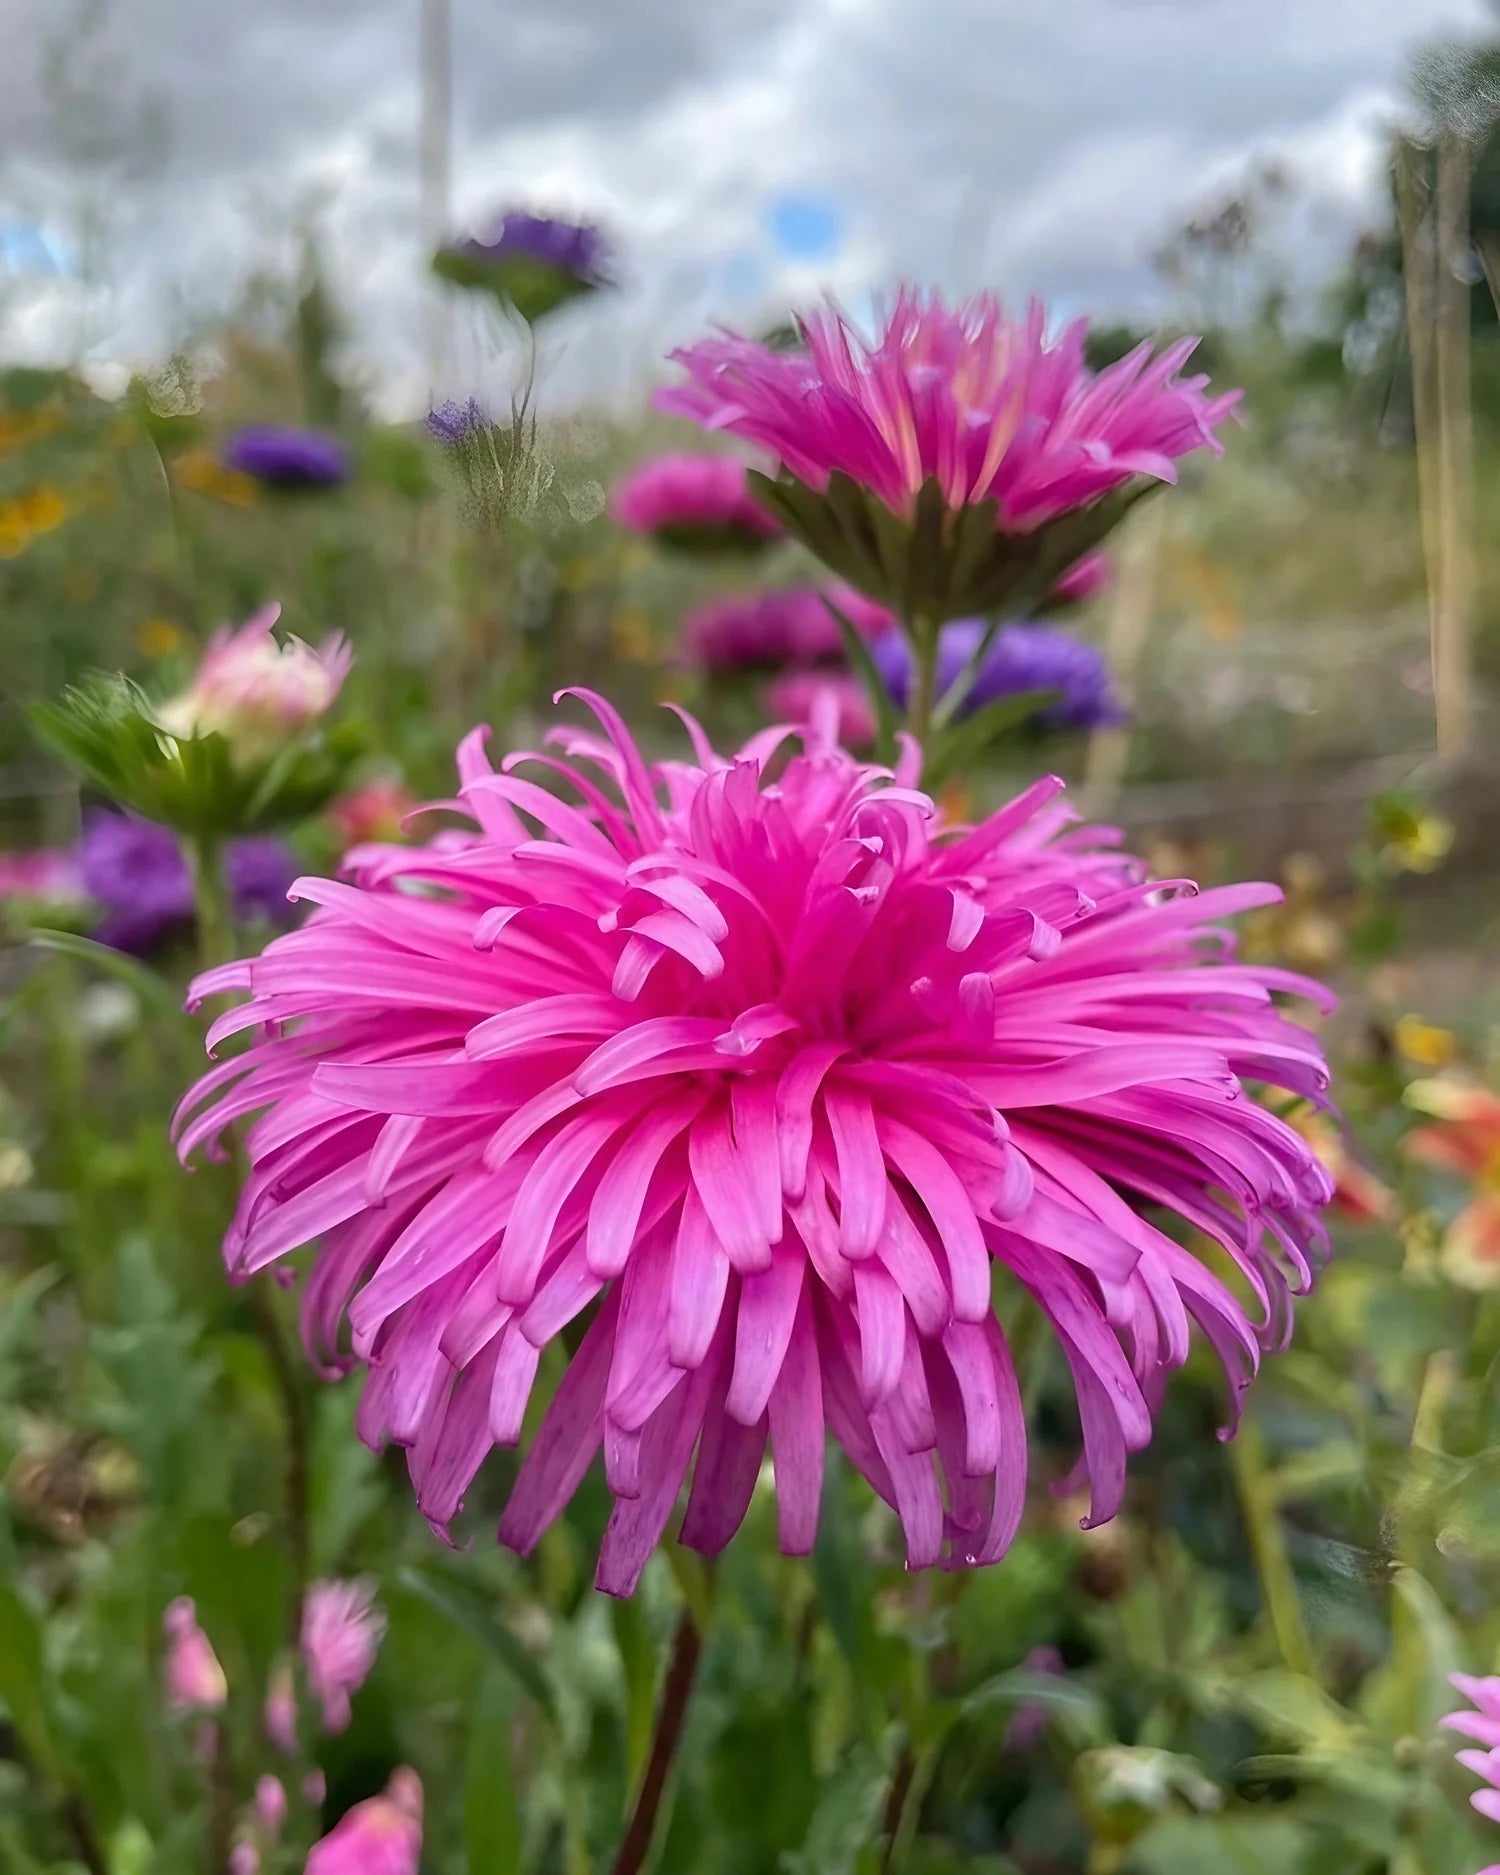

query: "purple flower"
xmin=1003 ymin=1645 xmax=1065 ymax=1752
xmin=872 ymin=622 xmax=1125 ymax=731
xmin=433 ymin=211 xmax=612 ymax=322
xmin=222 ymin=426 xmax=347 ymax=490
xmin=426 ymin=399 xmax=491 ymax=446
xmin=75 ymin=811 xmax=296 ymax=954
xmin=226 ymin=838 xmax=298 ymax=926
xmin=77 ymin=812 xmax=194 ymax=952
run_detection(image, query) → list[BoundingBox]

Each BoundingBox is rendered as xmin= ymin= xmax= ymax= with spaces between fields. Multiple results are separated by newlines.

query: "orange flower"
xmin=1403 ymin=1080 xmax=1500 ymax=1287
xmin=170 ymin=448 xmax=258 ymax=507
xmin=1289 ymin=1107 xmax=1392 ymax=1223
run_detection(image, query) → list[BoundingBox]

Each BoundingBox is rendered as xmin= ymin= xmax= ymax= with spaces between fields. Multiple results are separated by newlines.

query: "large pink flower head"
xmin=158 ymin=605 xmax=352 ymax=763
xmin=179 ymin=694 xmax=1333 ymax=1596
xmin=658 ymin=291 xmax=1238 ymax=624
xmin=610 ymin=452 xmax=782 ymax=554
xmin=301 ymin=1577 xmax=385 ymax=1733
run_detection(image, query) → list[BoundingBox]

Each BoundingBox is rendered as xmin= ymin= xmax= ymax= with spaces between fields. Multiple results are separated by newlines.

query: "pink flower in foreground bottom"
xmin=305 ymin=1767 xmax=422 ymax=1875
xmin=163 ymin=1597 xmax=227 ymax=1711
xmin=179 ymin=693 xmax=1333 ymax=1596
xmin=1443 ymin=1673 xmax=1500 ymax=1838
xmin=301 ymin=1577 xmax=385 ymax=1733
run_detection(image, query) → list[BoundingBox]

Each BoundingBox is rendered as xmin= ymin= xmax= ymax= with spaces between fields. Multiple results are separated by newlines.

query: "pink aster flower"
xmin=658 ymin=291 xmax=1238 ymax=530
xmin=301 ymin=1578 xmax=385 ymax=1733
xmin=305 ymin=1767 xmax=422 ymax=1875
xmin=178 ymin=693 xmax=1333 ymax=1596
xmin=265 ymin=1663 xmax=298 ymax=1752
xmin=1443 ymin=1673 xmax=1500 ymax=1839
xmin=0 ymin=848 xmax=85 ymax=903
xmin=157 ymin=604 xmax=352 ymax=762
xmin=684 ymin=585 xmax=885 ymax=674
xmin=162 ymin=1597 xmax=227 ymax=1711
xmin=765 ymin=672 xmax=877 ymax=748
xmin=1051 ymin=553 xmax=1112 ymax=607
xmin=610 ymin=452 xmax=782 ymax=554
xmin=255 ymin=1774 xmax=288 ymax=1837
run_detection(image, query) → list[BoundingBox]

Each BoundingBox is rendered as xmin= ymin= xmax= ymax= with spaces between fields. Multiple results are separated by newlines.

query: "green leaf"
xmin=821 ymin=595 xmax=900 ymax=758
xmin=395 ymin=1564 xmax=557 ymax=1720
xmin=610 ymin=1596 xmax=657 ymax=1792
xmin=782 ymin=1731 xmax=898 ymax=1875
xmin=465 ymin=1664 xmax=523 ymax=1875
xmin=960 ymin=1666 xmax=1109 ymax=1746
xmin=28 ymin=928 xmax=186 ymax=1022
xmin=0 ymin=1578 xmax=59 ymax=1779
xmin=923 ymin=690 xmax=1058 ymax=790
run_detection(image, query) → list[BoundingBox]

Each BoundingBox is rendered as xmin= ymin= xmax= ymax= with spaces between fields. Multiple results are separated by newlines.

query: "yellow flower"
xmin=171 ymin=449 xmax=258 ymax=507
xmin=0 ymin=513 xmax=31 ymax=558
xmin=136 ymin=617 xmax=183 ymax=659
xmin=16 ymin=485 xmax=68 ymax=535
xmin=1395 ymin=1016 xmax=1457 ymax=1071
xmin=1377 ymin=806 xmax=1453 ymax=875
xmin=610 ymin=609 xmax=653 ymax=662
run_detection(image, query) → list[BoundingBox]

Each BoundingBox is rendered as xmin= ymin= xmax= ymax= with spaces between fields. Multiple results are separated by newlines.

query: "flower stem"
xmin=251 ymin=1283 xmax=312 ymax=1648
xmin=609 ymin=1607 xmax=704 ymax=1875
xmin=1231 ymin=1419 xmax=1314 ymax=1678
xmin=904 ymin=614 xmax=940 ymax=749
xmin=186 ymin=836 xmax=233 ymax=974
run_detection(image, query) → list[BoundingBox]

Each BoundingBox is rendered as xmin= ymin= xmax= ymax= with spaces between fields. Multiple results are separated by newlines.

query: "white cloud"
xmin=0 ymin=0 xmax=1491 ymax=410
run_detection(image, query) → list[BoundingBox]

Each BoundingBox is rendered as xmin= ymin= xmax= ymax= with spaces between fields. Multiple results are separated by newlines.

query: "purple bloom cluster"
xmin=481 ymin=211 xmax=611 ymax=281
xmin=76 ymin=811 xmax=295 ymax=954
xmin=222 ymin=426 xmax=347 ymax=490
xmin=873 ymin=622 xmax=1125 ymax=730
xmin=425 ymin=399 xmax=491 ymax=446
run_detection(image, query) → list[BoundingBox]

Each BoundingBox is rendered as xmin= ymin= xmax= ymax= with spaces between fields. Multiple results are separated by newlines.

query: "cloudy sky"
xmin=0 ymin=0 xmax=1492 ymax=414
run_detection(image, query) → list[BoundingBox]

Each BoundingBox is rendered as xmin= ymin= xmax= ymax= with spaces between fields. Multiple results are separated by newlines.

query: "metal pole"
xmin=420 ymin=0 xmax=452 ymax=388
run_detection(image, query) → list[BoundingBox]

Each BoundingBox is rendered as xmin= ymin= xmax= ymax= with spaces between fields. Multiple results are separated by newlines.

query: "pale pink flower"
xmin=658 ymin=290 xmax=1238 ymax=529
xmin=179 ymin=693 xmax=1332 ymax=1596
xmin=229 ymin=1844 xmax=260 ymax=1875
xmin=305 ymin=1767 xmax=422 ymax=1875
xmin=304 ymin=1769 xmax=327 ymax=1807
xmin=0 ymin=849 xmax=85 ymax=902
xmin=157 ymin=604 xmax=351 ymax=761
xmin=254 ymin=1774 xmax=288 ymax=1837
xmin=301 ymin=1578 xmax=385 ymax=1734
xmin=162 ymin=1597 xmax=227 ymax=1711
xmin=265 ymin=1663 xmax=298 ymax=1753
xmin=610 ymin=452 xmax=782 ymax=551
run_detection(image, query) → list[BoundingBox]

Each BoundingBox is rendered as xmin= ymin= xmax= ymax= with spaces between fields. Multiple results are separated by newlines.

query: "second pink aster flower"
xmin=301 ymin=1577 xmax=385 ymax=1733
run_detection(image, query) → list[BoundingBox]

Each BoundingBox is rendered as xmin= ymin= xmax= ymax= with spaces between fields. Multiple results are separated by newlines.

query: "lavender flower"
xmin=222 ymin=426 xmax=347 ymax=490
xmin=426 ymin=399 xmax=491 ymax=446
xmin=872 ymin=621 xmax=1125 ymax=731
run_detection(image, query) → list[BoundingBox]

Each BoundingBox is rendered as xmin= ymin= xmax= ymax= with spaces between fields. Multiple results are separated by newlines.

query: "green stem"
xmin=882 ymin=1736 xmax=939 ymax=1873
xmin=904 ymin=614 xmax=940 ymax=749
xmin=1231 ymin=1420 xmax=1314 ymax=1678
xmin=252 ymin=1284 xmax=312 ymax=1648
xmin=186 ymin=836 xmax=233 ymax=974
